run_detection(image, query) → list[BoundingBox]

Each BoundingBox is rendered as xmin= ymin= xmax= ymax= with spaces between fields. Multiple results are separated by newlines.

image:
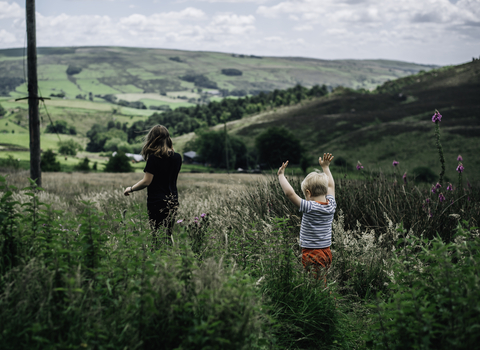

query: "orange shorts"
xmin=302 ymin=247 xmax=332 ymax=279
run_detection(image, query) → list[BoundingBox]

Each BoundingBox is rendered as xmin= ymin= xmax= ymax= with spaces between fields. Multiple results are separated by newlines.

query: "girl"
xmin=124 ymin=125 xmax=182 ymax=244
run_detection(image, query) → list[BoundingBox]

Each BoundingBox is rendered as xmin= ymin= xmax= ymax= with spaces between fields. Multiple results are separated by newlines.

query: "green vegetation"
xmin=57 ymin=139 xmax=83 ymax=156
xmin=40 ymin=150 xmax=61 ymax=172
xmin=104 ymin=152 xmax=133 ymax=173
xmin=255 ymin=126 xmax=303 ymax=168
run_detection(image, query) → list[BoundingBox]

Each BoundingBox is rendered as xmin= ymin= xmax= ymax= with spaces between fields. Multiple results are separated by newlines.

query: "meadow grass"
xmin=0 ymin=168 xmax=478 ymax=349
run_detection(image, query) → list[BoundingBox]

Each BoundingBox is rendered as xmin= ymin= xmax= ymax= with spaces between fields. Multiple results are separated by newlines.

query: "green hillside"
xmin=202 ymin=60 xmax=480 ymax=182
xmin=0 ymin=46 xmax=434 ymax=101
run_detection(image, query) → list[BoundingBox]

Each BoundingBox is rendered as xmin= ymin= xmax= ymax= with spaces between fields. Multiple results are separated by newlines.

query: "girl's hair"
xmin=141 ymin=125 xmax=174 ymax=160
xmin=301 ymin=170 xmax=328 ymax=197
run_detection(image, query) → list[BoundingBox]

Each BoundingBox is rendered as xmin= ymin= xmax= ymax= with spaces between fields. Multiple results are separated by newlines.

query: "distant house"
xmin=183 ymin=151 xmax=198 ymax=164
xmin=112 ymin=152 xmax=144 ymax=163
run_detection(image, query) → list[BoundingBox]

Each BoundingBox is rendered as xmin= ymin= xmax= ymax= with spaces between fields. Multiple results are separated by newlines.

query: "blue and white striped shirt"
xmin=299 ymin=195 xmax=336 ymax=248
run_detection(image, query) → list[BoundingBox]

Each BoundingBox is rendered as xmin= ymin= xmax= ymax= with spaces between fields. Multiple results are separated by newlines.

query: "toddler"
xmin=277 ymin=153 xmax=336 ymax=279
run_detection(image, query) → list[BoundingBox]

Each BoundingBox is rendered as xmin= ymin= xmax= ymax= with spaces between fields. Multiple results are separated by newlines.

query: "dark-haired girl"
xmin=124 ymin=125 xmax=182 ymax=243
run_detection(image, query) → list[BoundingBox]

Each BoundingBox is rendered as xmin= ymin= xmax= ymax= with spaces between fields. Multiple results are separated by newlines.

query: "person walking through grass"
xmin=277 ymin=153 xmax=336 ymax=280
xmin=124 ymin=125 xmax=182 ymax=246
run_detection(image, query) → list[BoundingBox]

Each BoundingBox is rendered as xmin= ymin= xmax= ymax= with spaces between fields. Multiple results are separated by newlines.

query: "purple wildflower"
xmin=201 ymin=213 xmax=206 ymax=218
xmin=431 ymin=185 xmax=436 ymax=194
xmin=426 ymin=198 xmax=430 ymax=204
xmin=176 ymin=219 xmax=183 ymax=224
xmin=392 ymin=160 xmax=399 ymax=167
xmin=456 ymin=163 xmax=464 ymax=173
xmin=356 ymin=161 xmax=364 ymax=170
xmin=446 ymin=183 xmax=453 ymax=191
xmin=403 ymin=172 xmax=407 ymax=184
xmin=435 ymin=182 xmax=441 ymax=189
xmin=438 ymin=193 xmax=445 ymax=203
xmin=457 ymin=155 xmax=463 ymax=162
xmin=431 ymin=110 xmax=442 ymax=123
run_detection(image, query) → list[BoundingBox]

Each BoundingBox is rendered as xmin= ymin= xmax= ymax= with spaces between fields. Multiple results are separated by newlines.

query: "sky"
xmin=0 ymin=0 xmax=479 ymax=65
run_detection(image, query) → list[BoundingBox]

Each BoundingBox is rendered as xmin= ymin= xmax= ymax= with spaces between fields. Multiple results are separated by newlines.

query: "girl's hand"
xmin=124 ymin=187 xmax=132 ymax=196
xmin=277 ymin=160 xmax=289 ymax=176
xmin=319 ymin=153 xmax=334 ymax=167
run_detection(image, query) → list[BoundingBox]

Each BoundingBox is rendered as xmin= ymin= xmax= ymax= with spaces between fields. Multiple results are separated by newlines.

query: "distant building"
xmin=183 ymin=151 xmax=198 ymax=164
xmin=112 ymin=152 xmax=144 ymax=163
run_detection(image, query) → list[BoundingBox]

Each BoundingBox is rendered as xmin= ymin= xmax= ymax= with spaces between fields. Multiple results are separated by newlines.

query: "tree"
xmin=255 ymin=127 xmax=303 ymax=168
xmin=40 ymin=150 xmax=61 ymax=172
xmin=186 ymin=129 xmax=247 ymax=169
xmin=0 ymin=103 xmax=6 ymax=117
xmin=58 ymin=139 xmax=83 ymax=156
xmin=104 ymin=152 xmax=133 ymax=173
xmin=45 ymin=120 xmax=76 ymax=135
xmin=74 ymin=157 xmax=90 ymax=171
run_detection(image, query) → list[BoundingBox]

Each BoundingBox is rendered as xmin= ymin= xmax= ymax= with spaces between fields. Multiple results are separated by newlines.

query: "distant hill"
xmin=190 ymin=60 xmax=480 ymax=182
xmin=0 ymin=46 xmax=435 ymax=100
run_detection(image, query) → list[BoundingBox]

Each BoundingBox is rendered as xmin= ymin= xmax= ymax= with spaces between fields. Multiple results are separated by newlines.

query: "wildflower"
xmin=435 ymin=182 xmax=441 ymax=189
xmin=457 ymin=155 xmax=463 ymax=161
xmin=438 ymin=193 xmax=445 ymax=203
xmin=431 ymin=185 xmax=436 ymax=193
xmin=176 ymin=219 xmax=183 ymax=224
xmin=446 ymin=183 xmax=453 ymax=191
xmin=392 ymin=160 xmax=399 ymax=167
xmin=426 ymin=198 xmax=430 ymax=204
xmin=403 ymin=172 xmax=407 ymax=184
xmin=356 ymin=161 xmax=364 ymax=170
xmin=201 ymin=213 xmax=207 ymax=218
xmin=456 ymin=163 xmax=464 ymax=173
xmin=431 ymin=110 xmax=442 ymax=122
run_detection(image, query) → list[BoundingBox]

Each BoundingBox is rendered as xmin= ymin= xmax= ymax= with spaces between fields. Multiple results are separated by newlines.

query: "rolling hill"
xmin=0 ymin=46 xmax=435 ymax=101
xmin=186 ymin=60 xmax=480 ymax=182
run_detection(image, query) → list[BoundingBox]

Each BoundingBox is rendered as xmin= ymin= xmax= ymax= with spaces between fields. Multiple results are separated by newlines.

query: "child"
xmin=277 ymin=153 xmax=336 ymax=279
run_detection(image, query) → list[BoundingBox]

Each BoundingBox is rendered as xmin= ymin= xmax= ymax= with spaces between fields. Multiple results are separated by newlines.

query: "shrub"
xmin=221 ymin=68 xmax=243 ymax=76
xmin=0 ymin=155 xmax=20 ymax=170
xmin=104 ymin=152 xmax=133 ymax=173
xmin=74 ymin=157 xmax=90 ymax=171
xmin=367 ymin=223 xmax=480 ymax=349
xmin=66 ymin=65 xmax=82 ymax=75
xmin=57 ymin=139 xmax=83 ymax=156
xmin=40 ymin=150 xmax=61 ymax=172
xmin=412 ymin=166 xmax=437 ymax=183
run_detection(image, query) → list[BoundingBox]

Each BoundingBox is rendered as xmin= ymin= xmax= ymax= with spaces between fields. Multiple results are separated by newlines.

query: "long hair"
xmin=141 ymin=125 xmax=174 ymax=160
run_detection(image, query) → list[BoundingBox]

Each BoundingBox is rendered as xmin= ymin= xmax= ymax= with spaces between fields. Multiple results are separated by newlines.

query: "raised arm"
xmin=319 ymin=153 xmax=335 ymax=198
xmin=277 ymin=160 xmax=302 ymax=208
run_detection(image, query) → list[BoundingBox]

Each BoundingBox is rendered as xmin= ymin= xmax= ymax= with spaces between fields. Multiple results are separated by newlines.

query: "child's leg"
xmin=302 ymin=247 xmax=332 ymax=282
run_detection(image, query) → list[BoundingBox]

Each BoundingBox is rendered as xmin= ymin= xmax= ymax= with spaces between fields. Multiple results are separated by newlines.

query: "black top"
xmin=143 ymin=152 xmax=182 ymax=205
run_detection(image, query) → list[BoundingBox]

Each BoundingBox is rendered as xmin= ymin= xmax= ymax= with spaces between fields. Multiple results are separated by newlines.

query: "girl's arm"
xmin=277 ymin=161 xmax=301 ymax=208
xmin=124 ymin=172 xmax=154 ymax=196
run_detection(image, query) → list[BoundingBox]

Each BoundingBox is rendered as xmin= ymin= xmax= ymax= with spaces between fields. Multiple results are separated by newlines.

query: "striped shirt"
xmin=299 ymin=195 xmax=336 ymax=248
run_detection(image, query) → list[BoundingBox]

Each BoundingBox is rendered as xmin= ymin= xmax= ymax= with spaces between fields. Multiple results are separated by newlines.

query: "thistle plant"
xmin=432 ymin=110 xmax=445 ymax=185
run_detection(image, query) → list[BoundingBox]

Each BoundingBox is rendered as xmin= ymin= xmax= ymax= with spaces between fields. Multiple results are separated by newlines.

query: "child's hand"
xmin=319 ymin=153 xmax=334 ymax=167
xmin=277 ymin=160 xmax=289 ymax=176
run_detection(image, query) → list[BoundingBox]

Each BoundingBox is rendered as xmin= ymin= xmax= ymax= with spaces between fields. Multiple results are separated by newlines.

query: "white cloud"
xmin=0 ymin=28 xmax=16 ymax=44
xmin=0 ymin=1 xmax=23 ymax=19
xmin=294 ymin=24 xmax=313 ymax=31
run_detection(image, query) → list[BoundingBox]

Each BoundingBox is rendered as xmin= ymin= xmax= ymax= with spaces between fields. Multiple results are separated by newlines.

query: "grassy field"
xmin=0 ymin=46 xmax=434 ymax=103
xmin=1 ymin=167 xmax=478 ymax=349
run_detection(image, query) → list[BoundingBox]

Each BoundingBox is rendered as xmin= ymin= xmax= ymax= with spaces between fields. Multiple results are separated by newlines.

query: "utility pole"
xmin=224 ymin=121 xmax=229 ymax=174
xmin=26 ymin=0 xmax=41 ymax=186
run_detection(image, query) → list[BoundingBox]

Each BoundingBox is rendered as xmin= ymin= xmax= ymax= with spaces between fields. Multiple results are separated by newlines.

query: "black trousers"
xmin=147 ymin=200 xmax=178 ymax=241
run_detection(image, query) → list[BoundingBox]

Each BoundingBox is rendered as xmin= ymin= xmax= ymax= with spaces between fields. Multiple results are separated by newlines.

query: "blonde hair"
xmin=141 ymin=125 xmax=174 ymax=160
xmin=301 ymin=170 xmax=328 ymax=197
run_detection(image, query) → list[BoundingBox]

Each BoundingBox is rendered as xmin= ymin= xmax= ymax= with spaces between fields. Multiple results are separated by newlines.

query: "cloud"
xmin=0 ymin=29 xmax=16 ymax=44
xmin=0 ymin=1 xmax=23 ymax=19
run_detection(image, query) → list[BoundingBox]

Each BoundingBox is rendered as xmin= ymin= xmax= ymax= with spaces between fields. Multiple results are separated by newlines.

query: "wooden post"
xmin=26 ymin=0 xmax=41 ymax=186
